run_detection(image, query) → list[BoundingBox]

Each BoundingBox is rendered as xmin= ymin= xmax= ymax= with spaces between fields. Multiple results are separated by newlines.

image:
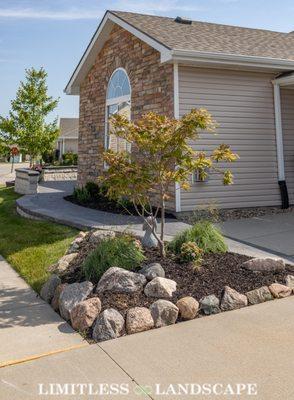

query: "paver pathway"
xmin=16 ymin=180 xmax=294 ymax=263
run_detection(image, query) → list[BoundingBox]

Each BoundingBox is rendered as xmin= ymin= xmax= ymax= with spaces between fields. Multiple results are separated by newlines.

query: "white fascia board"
xmin=272 ymin=73 xmax=294 ymax=86
xmin=171 ymin=49 xmax=294 ymax=71
xmin=65 ymin=11 xmax=172 ymax=95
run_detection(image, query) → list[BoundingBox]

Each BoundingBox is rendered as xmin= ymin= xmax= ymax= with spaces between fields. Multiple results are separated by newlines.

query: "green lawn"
xmin=0 ymin=186 xmax=78 ymax=292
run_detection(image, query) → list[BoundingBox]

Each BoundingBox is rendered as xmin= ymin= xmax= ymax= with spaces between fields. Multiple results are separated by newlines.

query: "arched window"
xmin=105 ymin=68 xmax=131 ymax=152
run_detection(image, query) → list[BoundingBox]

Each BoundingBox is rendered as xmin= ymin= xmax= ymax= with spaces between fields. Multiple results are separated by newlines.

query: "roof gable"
xmin=65 ymin=10 xmax=294 ymax=95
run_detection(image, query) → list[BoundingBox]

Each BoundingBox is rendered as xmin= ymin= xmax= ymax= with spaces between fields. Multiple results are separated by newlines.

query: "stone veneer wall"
xmin=78 ymin=24 xmax=175 ymax=208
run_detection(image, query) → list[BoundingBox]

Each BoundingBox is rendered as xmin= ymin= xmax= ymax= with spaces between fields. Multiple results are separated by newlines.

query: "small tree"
xmin=101 ymin=109 xmax=238 ymax=257
xmin=0 ymin=67 xmax=59 ymax=166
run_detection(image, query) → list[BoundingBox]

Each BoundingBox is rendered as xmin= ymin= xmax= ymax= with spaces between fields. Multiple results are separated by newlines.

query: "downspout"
xmin=273 ymin=81 xmax=289 ymax=208
xmin=174 ymin=62 xmax=181 ymax=212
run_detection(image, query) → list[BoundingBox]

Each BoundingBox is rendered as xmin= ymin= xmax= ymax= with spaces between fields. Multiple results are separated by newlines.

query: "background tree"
xmin=101 ymin=109 xmax=239 ymax=257
xmin=0 ymin=67 xmax=59 ymax=166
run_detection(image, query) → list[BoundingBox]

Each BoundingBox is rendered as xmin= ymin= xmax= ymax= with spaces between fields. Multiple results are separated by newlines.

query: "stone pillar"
xmin=15 ymin=169 xmax=39 ymax=195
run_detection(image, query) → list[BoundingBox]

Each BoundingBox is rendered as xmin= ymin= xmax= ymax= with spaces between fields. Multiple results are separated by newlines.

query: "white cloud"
xmin=0 ymin=7 xmax=104 ymax=20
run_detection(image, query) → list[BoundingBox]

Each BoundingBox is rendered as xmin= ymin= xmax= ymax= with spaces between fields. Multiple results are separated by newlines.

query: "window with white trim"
xmin=105 ymin=68 xmax=131 ymax=152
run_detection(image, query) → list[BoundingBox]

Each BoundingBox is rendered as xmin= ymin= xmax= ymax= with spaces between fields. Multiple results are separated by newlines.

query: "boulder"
xmin=49 ymin=253 xmax=78 ymax=274
xmin=89 ymin=230 xmax=115 ymax=244
xmin=242 ymin=258 xmax=285 ymax=273
xmin=40 ymin=274 xmax=61 ymax=303
xmin=96 ymin=267 xmax=146 ymax=295
xmin=77 ymin=231 xmax=87 ymax=239
xmin=176 ymin=296 xmax=199 ymax=320
xmin=139 ymin=262 xmax=165 ymax=281
xmin=246 ymin=286 xmax=273 ymax=305
xmin=269 ymin=283 xmax=292 ymax=298
xmin=70 ymin=297 xmax=101 ymax=332
xmin=126 ymin=307 xmax=154 ymax=334
xmin=199 ymin=295 xmax=221 ymax=315
xmin=51 ymin=283 xmax=67 ymax=311
xmin=150 ymin=300 xmax=179 ymax=328
xmin=92 ymin=308 xmax=124 ymax=342
xmin=285 ymin=275 xmax=294 ymax=290
xmin=59 ymin=281 xmax=93 ymax=321
xmin=144 ymin=277 xmax=177 ymax=299
xmin=221 ymin=286 xmax=248 ymax=311
xmin=67 ymin=237 xmax=84 ymax=254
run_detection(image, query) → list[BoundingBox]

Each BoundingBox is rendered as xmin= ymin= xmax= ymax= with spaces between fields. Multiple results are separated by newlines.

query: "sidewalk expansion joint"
xmin=0 ymin=343 xmax=88 ymax=369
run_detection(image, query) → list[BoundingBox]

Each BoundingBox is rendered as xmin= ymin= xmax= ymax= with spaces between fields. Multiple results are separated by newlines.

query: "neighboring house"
xmin=65 ymin=10 xmax=294 ymax=212
xmin=56 ymin=118 xmax=79 ymax=158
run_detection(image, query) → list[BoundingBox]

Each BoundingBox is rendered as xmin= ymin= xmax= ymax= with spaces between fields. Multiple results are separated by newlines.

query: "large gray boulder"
xmin=92 ymin=308 xmax=124 ymax=342
xmin=221 ymin=286 xmax=248 ymax=311
xmin=51 ymin=283 xmax=67 ymax=311
xmin=150 ymin=300 xmax=179 ymax=328
xmin=126 ymin=307 xmax=154 ymax=334
xmin=40 ymin=274 xmax=61 ymax=303
xmin=199 ymin=295 xmax=220 ymax=315
xmin=59 ymin=281 xmax=93 ymax=321
xmin=246 ymin=286 xmax=273 ymax=305
xmin=139 ymin=262 xmax=165 ymax=281
xmin=89 ymin=230 xmax=115 ymax=244
xmin=144 ymin=277 xmax=177 ymax=299
xmin=96 ymin=267 xmax=146 ymax=295
xmin=49 ymin=253 xmax=78 ymax=274
xmin=70 ymin=297 xmax=101 ymax=332
xmin=243 ymin=258 xmax=285 ymax=273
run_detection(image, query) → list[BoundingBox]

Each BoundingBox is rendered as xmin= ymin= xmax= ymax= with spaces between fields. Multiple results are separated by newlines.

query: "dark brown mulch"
xmin=62 ymin=239 xmax=294 ymax=316
xmin=65 ymin=194 xmax=176 ymax=219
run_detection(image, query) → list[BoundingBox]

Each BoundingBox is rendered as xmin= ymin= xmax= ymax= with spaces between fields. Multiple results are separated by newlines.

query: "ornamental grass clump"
xmin=82 ymin=235 xmax=145 ymax=283
xmin=168 ymin=220 xmax=227 ymax=255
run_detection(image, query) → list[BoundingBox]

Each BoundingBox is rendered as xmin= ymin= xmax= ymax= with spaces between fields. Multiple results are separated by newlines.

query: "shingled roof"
xmin=65 ymin=10 xmax=294 ymax=94
xmin=111 ymin=11 xmax=294 ymax=61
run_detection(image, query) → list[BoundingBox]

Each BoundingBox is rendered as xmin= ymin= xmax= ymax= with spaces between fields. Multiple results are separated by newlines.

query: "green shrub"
xmin=85 ymin=181 xmax=100 ymax=198
xmin=62 ymin=152 xmax=78 ymax=165
xmin=73 ymin=187 xmax=91 ymax=203
xmin=82 ymin=235 xmax=146 ymax=283
xmin=168 ymin=220 xmax=227 ymax=255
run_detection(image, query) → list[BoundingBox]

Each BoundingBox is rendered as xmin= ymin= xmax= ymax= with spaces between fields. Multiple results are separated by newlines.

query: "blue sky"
xmin=1 ymin=0 xmax=294 ymax=120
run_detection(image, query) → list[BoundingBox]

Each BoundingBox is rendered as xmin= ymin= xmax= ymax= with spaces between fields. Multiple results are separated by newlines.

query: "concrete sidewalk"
xmin=0 ymin=256 xmax=87 ymax=367
xmin=221 ymin=213 xmax=294 ymax=263
xmin=0 ymin=162 xmax=29 ymax=185
xmin=1 ymin=296 xmax=294 ymax=399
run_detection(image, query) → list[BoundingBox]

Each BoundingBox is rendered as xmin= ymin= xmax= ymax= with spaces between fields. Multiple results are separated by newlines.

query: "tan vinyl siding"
xmin=281 ymin=88 xmax=294 ymax=204
xmin=179 ymin=66 xmax=280 ymax=211
xmin=64 ymin=139 xmax=78 ymax=154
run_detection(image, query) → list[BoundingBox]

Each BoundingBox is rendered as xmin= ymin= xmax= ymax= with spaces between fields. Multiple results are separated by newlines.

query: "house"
xmin=56 ymin=118 xmax=79 ymax=159
xmin=65 ymin=10 xmax=294 ymax=212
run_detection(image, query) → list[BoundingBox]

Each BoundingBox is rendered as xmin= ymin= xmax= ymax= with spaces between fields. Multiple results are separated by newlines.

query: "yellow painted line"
xmin=0 ymin=342 xmax=89 ymax=368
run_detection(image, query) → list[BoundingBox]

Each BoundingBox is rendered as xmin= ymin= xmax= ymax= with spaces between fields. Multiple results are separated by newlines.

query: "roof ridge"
xmin=110 ymin=10 xmax=288 ymax=35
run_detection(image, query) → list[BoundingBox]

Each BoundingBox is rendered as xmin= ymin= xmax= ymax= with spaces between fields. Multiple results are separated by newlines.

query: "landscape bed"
xmin=40 ymin=227 xmax=294 ymax=343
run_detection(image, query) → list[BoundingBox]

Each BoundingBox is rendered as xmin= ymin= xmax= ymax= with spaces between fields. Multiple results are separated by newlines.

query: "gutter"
xmin=170 ymin=49 xmax=294 ymax=71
